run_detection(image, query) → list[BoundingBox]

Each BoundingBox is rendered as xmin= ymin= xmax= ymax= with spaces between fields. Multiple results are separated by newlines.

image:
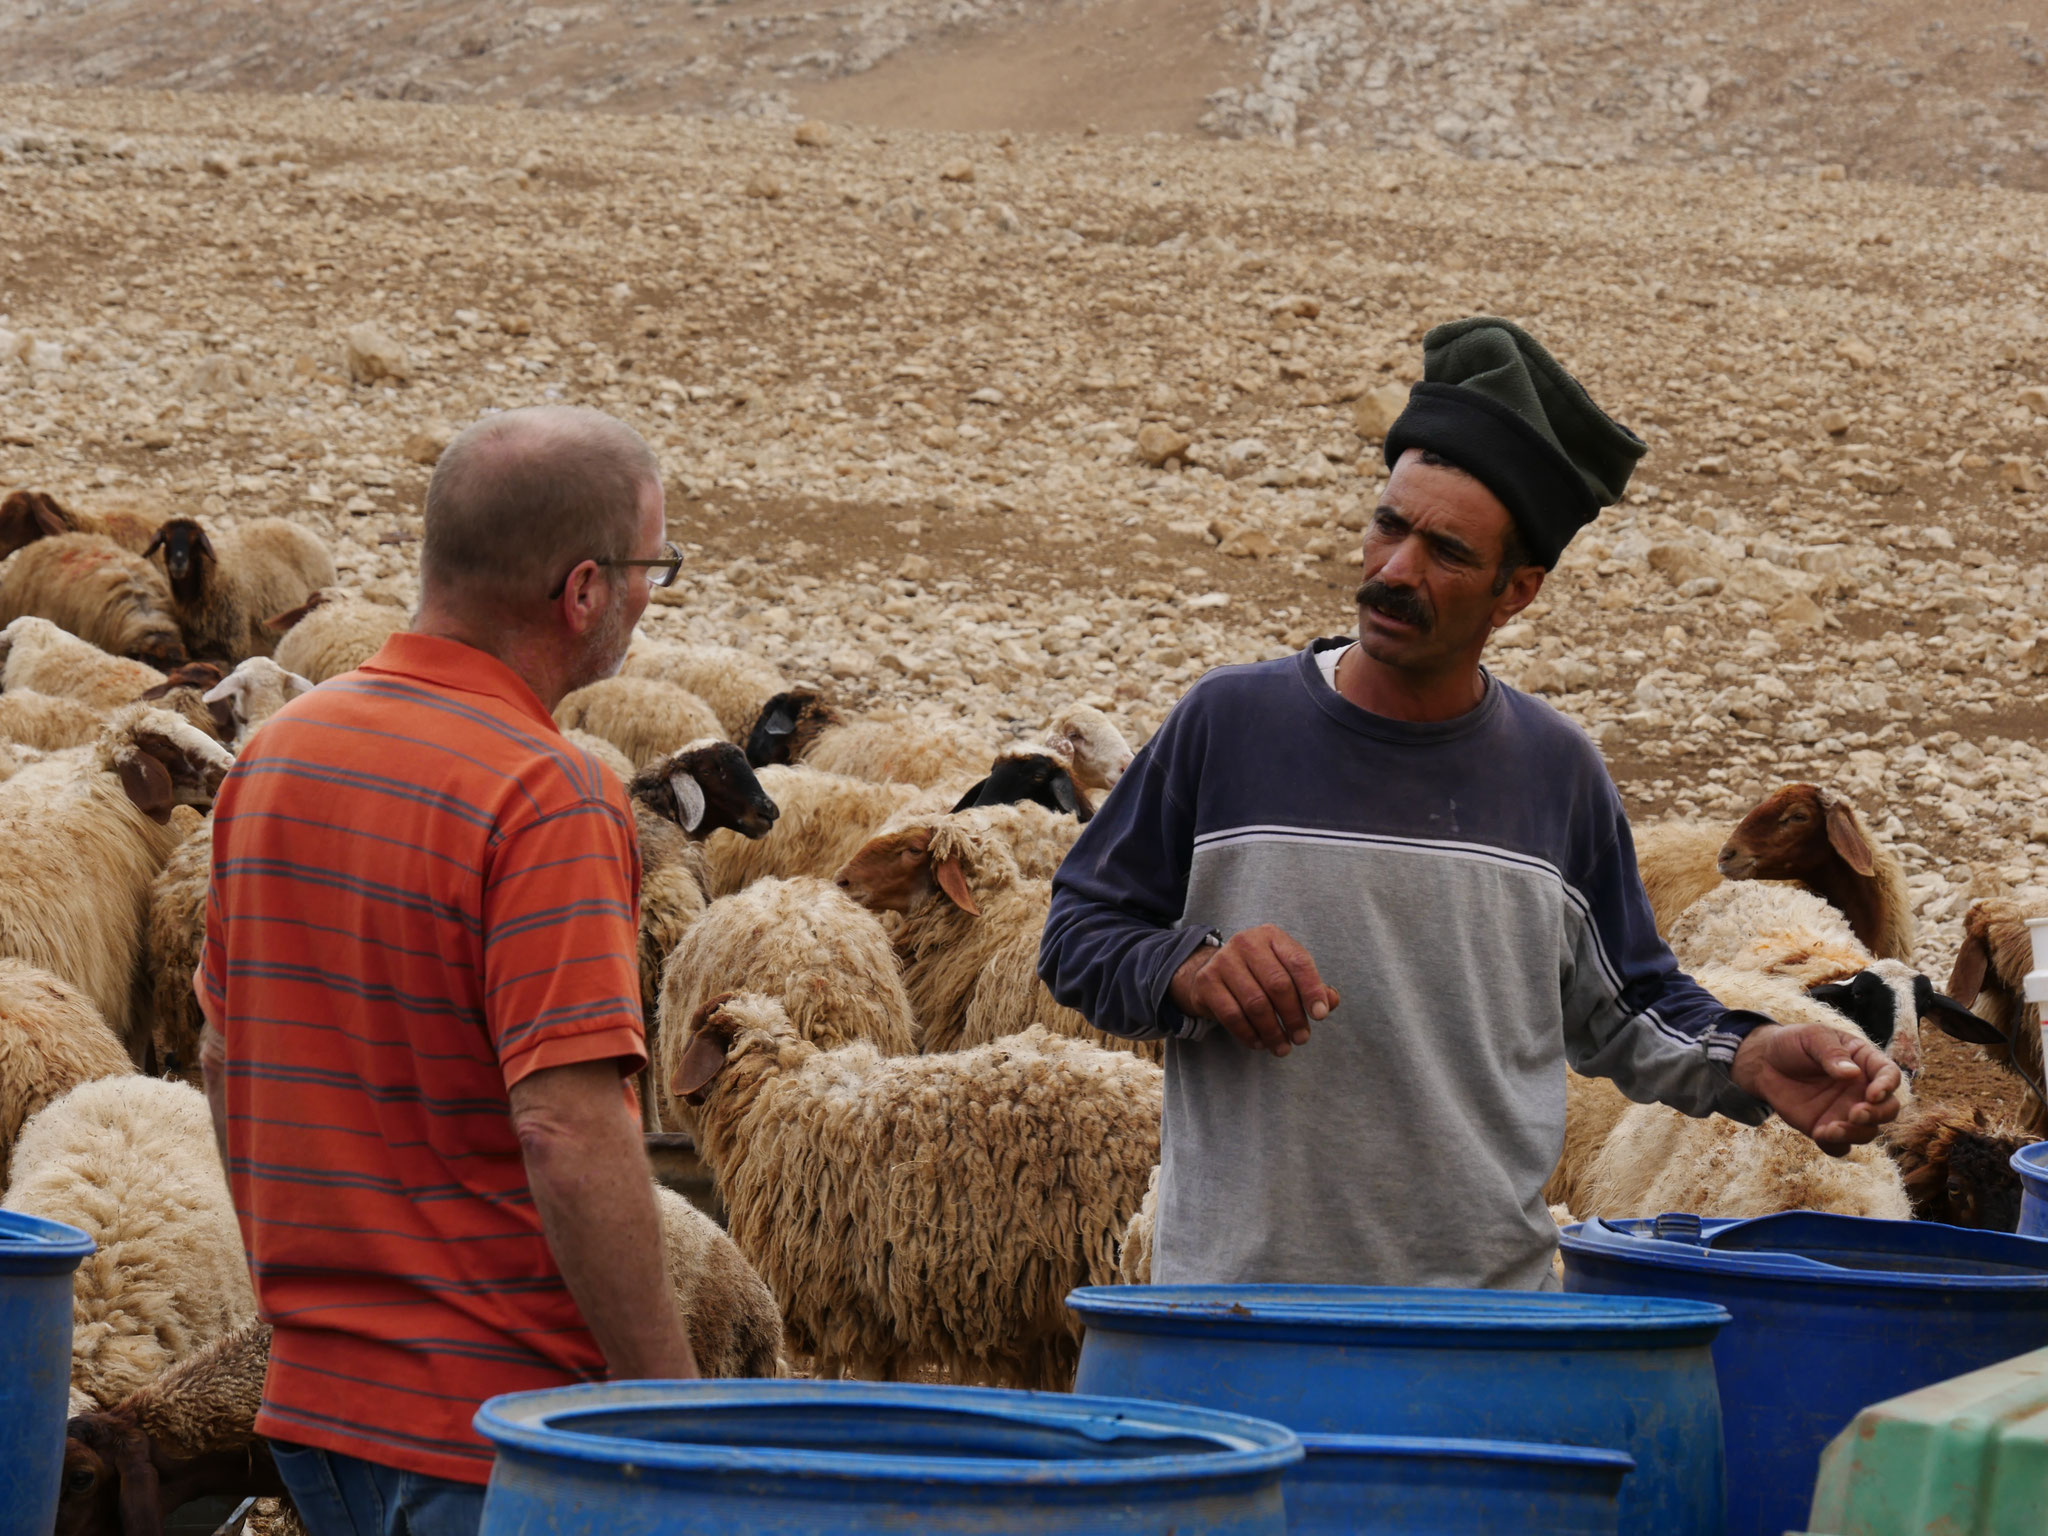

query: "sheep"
xmin=1118 ymin=1166 xmax=1160 ymax=1285
xmin=0 ymin=706 xmax=233 ymax=1051
xmin=950 ymin=747 xmax=1095 ymax=823
xmin=0 ymin=687 xmax=103 ymax=750
xmin=1542 ymin=1069 xmax=1636 ymax=1218
xmin=1882 ymin=1105 xmax=2039 ymax=1231
xmin=143 ymin=821 xmax=213 ymax=1084
xmin=1571 ymin=963 xmax=1914 ymax=1223
xmin=1634 ymin=783 xmax=1913 ymax=960
xmin=835 ymin=818 xmax=1161 ymax=1062
xmin=670 ymin=991 xmax=1161 ymax=1388
xmin=1947 ymin=898 xmax=2048 ymax=1136
xmin=622 ymin=636 xmax=789 ymax=739
xmin=0 ymin=959 xmax=133 ymax=1171
xmin=652 ymin=1184 xmax=785 ymax=1379
xmin=1667 ymin=881 xmax=1876 ymax=992
xmin=1041 ymin=703 xmax=1135 ymax=793
xmin=136 ymin=661 xmax=235 ymax=745
xmin=268 ymin=588 xmax=407 ymax=682
xmin=0 ymin=487 xmax=164 ymax=561
xmin=0 ymin=533 xmax=187 ymax=668
xmin=555 ymin=675 xmax=724 ymax=770
xmin=701 ymin=764 xmax=947 ymax=897
xmin=0 ymin=615 xmax=167 ymax=710
xmin=562 ymin=726 xmax=634 ymax=783
xmin=5 ymin=1076 xmax=258 ymax=1414
xmin=56 ymin=1321 xmax=283 ymax=1536
xmin=652 ymin=877 xmax=919 ymax=1130
xmin=198 ymin=655 xmax=315 ymax=743
xmin=744 ymin=689 xmax=992 ymax=789
xmin=877 ymin=800 xmax=1086 ymax=883
xmin=143 ymin=517 xmax=337 ymax=664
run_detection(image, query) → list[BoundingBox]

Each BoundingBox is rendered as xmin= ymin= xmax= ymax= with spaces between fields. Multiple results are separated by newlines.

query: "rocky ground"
xmin=3 ymin=84 xmax=2045 ymax=1112
xmin=2 ymin=0 xmax=2045 ymax=189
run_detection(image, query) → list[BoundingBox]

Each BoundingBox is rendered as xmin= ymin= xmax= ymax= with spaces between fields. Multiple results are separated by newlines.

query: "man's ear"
xmin=1490 ymin=563 xmax=1546 ymax=628
xmin=933 ymin=857 xmax=980 ymax=917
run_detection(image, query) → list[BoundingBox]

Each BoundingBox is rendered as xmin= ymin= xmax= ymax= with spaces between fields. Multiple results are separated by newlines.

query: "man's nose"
xmin=1376 ymin=534 xmax=1430 ymax=587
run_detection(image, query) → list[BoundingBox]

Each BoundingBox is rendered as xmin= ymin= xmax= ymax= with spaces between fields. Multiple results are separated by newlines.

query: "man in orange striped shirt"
xmin=199 ymin=405 xmax=697 ymax=1535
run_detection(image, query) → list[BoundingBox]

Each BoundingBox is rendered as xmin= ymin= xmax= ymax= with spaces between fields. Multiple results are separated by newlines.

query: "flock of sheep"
xmin=1 ymin=481 xmax=2045 ymax=1532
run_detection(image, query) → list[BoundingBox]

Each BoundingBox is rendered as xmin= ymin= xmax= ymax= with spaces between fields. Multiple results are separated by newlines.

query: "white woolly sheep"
xmin=562 ymin=727 xmax=634 ymax=783
xmin=835 ymin=818 xmax=1160 ymax=1062
xmin=1635 ymin=783 xmax=1913 ymax=960
xmin=623 ymin=636 xmax=788 ymax=740
xmin=652 ymin=1184 xmax=785 ymax=1378
xmin=700 ymin=764 xmax=946 ymax=897
xmin=670 ymin=991 xmax=1161 ymax=1388
xmin=1542 ymin=1069 xmax=1636 ymax=1219
xmin=744 ymin=689 xmax=992 ymax=789
xmin=0 ymin=705 xmax=233 ymax=1051
xmin=268 ymin=589 xmax=407 ymax=682
xmin=1947 ymin=898 xmax=2048 ymax=1136
xmin=5 ymin=1076 xmax=258 ymax=1414
xmin=1042 ymin=703 xmax=1134 ymax=793
xmin=200 ymin=655 xmax=315 ymax=742
xmin=144 ymin=516 xmax=338 ymax=664
xmin=652 ymin=876 xmax=920 ymax=1129
xmin=1667 ymin=881 xmax=1877 ymax=991
xmin=0 ymin=959 xmax=134 ymax=1171
xmin=1118 ymin=1166 xmax=1160 ymax=1285
xmin=0 ymin=615 xmax=167 ymax=710
xmin=0 ymin=688 xmax=104 ymax=750
xmin=0 ymin=533 xmax=187 ymax=668
xmin=0 ymin=487 xmax=165 ymax=560
xmin=876 ymin=800 xmax=1085 ymax=883
xmin=555 ymin=675 xmax=724 ymax=770
xmin=1571 ymin=963 xmax=1914 ymax=1223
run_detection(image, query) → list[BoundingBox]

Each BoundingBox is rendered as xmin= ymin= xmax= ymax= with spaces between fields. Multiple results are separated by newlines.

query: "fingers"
xmin=1266 ymin=929 xmax=1337 ymax=1023
xmin=1195 ymin=927 xmax=1335 ymax=1056
xmin=1197 ymin=951 xmax=1295 ymax=1056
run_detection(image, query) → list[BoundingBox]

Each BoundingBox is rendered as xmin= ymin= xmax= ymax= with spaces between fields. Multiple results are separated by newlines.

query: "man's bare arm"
xmin=508 ymin=1059 xmax=699 ymax=1381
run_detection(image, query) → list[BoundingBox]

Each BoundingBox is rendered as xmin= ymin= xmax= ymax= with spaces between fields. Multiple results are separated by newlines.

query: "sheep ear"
xmin=30 ymin=491 xmax=71 ymax=539
xmin=1050 ymin=769 xmax=1081 ymax=817
xmin=672 ymin=1029 xmax=730 ymax=1103
xmin=934 ymin=857 xmax=980 ymax=917
xmin=1947 ymin=934 xmax=1990 ymax=1007
xmin=284 ymin=670 xmax=315 ymax=697
xmin=670 ymin=770 xmax=706 ymax=833
xmin=194 ymin=525 xmax=218 ymax=562
xmin=141 ymin=528 xmax=166 ymax=559
xmin=1921 ymin=989 xmax=2009 ymax=1047
xmin=1823 ymin=799 xmax=1875 ymax=877
xmin=763 ymin=705 xmax=796 ymax=738
xmin=116 ymin=752 xmax=176 ymax=823
xmin=107 ymin=1420 xmax=162 ymax=1536
xmin=950 ymin=778 xmax=989 ymax=814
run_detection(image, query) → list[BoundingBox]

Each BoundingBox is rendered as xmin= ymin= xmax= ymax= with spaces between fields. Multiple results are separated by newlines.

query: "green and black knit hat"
xmin=1383 ymin=317 xmax=1646 ymax=568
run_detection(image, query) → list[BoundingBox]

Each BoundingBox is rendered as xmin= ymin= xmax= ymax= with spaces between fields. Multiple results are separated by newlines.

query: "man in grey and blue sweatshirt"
xmin=1038 ymin=318 xmax=1902 ymax=1292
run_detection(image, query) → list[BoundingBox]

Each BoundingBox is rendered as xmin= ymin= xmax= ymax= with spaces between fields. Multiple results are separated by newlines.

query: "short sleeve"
xmin=482 ymin=794 xmax=646 ymax=1089
xmin=196 ymin=864 xmax=227 ymax=1031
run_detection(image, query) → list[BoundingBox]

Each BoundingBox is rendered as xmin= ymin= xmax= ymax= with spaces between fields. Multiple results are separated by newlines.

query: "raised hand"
xmin=1731 ymin=1022 xmax=1903 ymax=1154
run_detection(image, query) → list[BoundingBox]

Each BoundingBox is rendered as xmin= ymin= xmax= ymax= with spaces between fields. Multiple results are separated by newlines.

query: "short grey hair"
xmin=422 ymin=405 xmax=660 ymax=604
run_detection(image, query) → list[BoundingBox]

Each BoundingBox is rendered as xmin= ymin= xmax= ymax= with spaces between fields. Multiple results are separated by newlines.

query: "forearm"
xmin=1039 ymin=888 xmax=1213 ymax=1040
xmin=513 ymin=1066 xmax=697 ymax=1380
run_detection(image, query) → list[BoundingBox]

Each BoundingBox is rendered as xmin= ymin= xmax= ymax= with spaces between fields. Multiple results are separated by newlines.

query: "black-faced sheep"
xmin=671 ymin=991 xmax=1160 ymax=1388
xmin=744 ymin=689 xmax=992 ymax=789
xmin=700 ymin=764 xmax=946 ymax=897
xmin=143 ymin=516 xmax=337 ymax=664
xmin=1947 ymin=898 xmax=2048 ymax=1136
xmin=0 ymin=533 xmax=187 ymax=668
xmin=0 ymin=616 xmax=167 ymax=710
xmin=950 ymin=748 xmax=1095 ymax=822
xmin=268 ymin=589 xmax=406 ymax=682
xmin=0 ymin=959 xmax=134 ymax=1171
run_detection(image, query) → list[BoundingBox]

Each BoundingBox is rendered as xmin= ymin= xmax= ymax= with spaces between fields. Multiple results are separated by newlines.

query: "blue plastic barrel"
xmin=1562 ymin=1211 xmax=2048 ymax=1536
xmin=0 ymin=1208 xmax=94 ymax=1536
xmin=1285 ymin=1435 xmax=1632 ymax=1536
xmin=1067 ymin=1285 xmax=1727 ymax=1536
xmin=473 ymin=1380 xmax=1303 ymax=1535
xmin=2016 ymin=1142 xmax=2048 ymax=1238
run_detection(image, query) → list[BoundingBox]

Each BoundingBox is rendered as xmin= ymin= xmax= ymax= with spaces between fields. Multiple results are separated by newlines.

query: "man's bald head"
xmin=422 ymin=405 xmax=661 ymax=609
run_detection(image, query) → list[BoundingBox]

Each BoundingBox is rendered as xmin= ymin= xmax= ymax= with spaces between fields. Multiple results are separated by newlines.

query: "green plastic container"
xmin=1801 ymin=1346 xmax=2048 ymax=1536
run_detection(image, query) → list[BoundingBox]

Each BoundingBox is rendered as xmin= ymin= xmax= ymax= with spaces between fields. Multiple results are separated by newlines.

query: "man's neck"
xmin=411 ymin=606 xmax=570 ymax=712
xmin=1335 ymin=643 xmax=1488 ymax=724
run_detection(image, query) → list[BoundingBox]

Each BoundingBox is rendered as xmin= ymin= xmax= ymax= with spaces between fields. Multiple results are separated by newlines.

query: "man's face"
xmin=1355 ymin=450 xmax=1542 ymax=676
xmin=572 ymin=479 xmax=665 ymax=687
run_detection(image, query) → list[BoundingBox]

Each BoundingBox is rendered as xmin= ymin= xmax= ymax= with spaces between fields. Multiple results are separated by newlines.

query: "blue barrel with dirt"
xmin=1067 ymin=1284 xmax=1727 ymax=1536
xmin=2016 ymin=1142 xmax=2048 ymax=1238
xmin=1285 ymin=1434 xmax=1632 ymax=1535
xmin=1561 ymin=1210 xmax=2048 ymax=1536
xmin=0 ymin=1208 xmax=94 ymax=1536
xmin=473 ymin=1379 xmax=1303 ymax=1535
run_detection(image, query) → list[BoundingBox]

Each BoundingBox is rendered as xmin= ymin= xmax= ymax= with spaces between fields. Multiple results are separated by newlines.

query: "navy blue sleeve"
xmin=1039 ymin=692 xmax=1217 ymax=1042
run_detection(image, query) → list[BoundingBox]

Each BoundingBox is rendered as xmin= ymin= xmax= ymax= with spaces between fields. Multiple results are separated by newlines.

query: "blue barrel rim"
xmin=1066 ymin=1284 xmax=1731 ymax=1344
xmin=1563 ymin=1214 xmax=2048 ymax=1290
xmin=1292 ymin=1432 xmax=1635 ymax=1474
xmin=0 ymin=1209 xmax=95 ymax=1273
xmin=2015 ymin=1142 xmax=2048 ymax=1183
xmin=475 ymin=1380 xmax=1306 ymax=1486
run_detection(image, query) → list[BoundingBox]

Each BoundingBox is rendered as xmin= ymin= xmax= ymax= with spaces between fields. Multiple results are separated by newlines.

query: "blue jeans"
xmin=270 ymin=1442 xmax=487 ymax=1536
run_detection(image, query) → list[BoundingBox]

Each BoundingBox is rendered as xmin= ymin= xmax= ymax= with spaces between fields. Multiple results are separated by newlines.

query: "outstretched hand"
xmin=1731 ymin=1022 xmax=1903 ymax=1154
xmin=1168 ymin=924 xmax=1339 ymax=1057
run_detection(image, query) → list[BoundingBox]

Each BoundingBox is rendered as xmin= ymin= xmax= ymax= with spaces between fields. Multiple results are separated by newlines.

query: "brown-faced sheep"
xmin=1882 ymin=1105 xmax=2038 ymax=1231
xmin=555 ymin=675 xmax=724 ymax=770
xmin=0 ymin=488 xmax=164 ymax=560
xmin=700 ymin=764 xmax=946 ymax=898
xmin=0 ymin=706 xmax=233 ymax=1051
xmin=1634 ymin=783 xmax=1913 ymax=960
xmin=836 ymin=818 xmax=1160 ymax=1062
xmin=0 ymin=616 xmax=167 ymax=710
xmin=1041 ymin=703 xmax=1134 ymax=793
xmin=0 ymin=533 xmax=186 ymax=668
xmin=1947 ymin=899 xmax=2048 ymax=1136
xmin=0 ymin=960 xmax=133 ymax=1171
xmin=623 ymin=637 xmax=788 ymax=740
xmin=875 ymin=801 xmax=1086 ymax=883
xmin=5 ymin=1076 xmax=258 ymax=1415
xmin=652 ymin=877 xmax=919 ymax=1131
xmin=744 ymin=690 xmax=992 ymax=790
xmin=143 ymin=517 xmax=337 ymax=664
xmin=268 ymin=589 xmax=407 ymax=682
xmin=670 ymin=991 xmax=1160 ymax=1388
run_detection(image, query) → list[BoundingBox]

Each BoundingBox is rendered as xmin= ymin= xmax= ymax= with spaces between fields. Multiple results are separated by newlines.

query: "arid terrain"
xmin=4 ymin=4 xmax=2047 ymax=1114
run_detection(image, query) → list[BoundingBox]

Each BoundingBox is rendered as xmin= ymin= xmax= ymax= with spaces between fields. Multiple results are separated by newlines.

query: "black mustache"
xmin=1356 ymin=579 xmax=1433 ymax=632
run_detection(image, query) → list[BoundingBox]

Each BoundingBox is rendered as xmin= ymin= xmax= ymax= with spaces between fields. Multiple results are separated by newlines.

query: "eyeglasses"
xmin=547 ymin=541 xmax=684 ymax=599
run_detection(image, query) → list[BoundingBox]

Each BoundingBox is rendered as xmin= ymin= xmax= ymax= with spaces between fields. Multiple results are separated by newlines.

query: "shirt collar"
xmin=356 ymin=633 xmax=559 ymax=732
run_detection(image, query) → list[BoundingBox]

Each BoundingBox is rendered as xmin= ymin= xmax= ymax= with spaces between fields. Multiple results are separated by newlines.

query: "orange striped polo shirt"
xmin=199 ymin=633 xmax=646 ymax=1484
